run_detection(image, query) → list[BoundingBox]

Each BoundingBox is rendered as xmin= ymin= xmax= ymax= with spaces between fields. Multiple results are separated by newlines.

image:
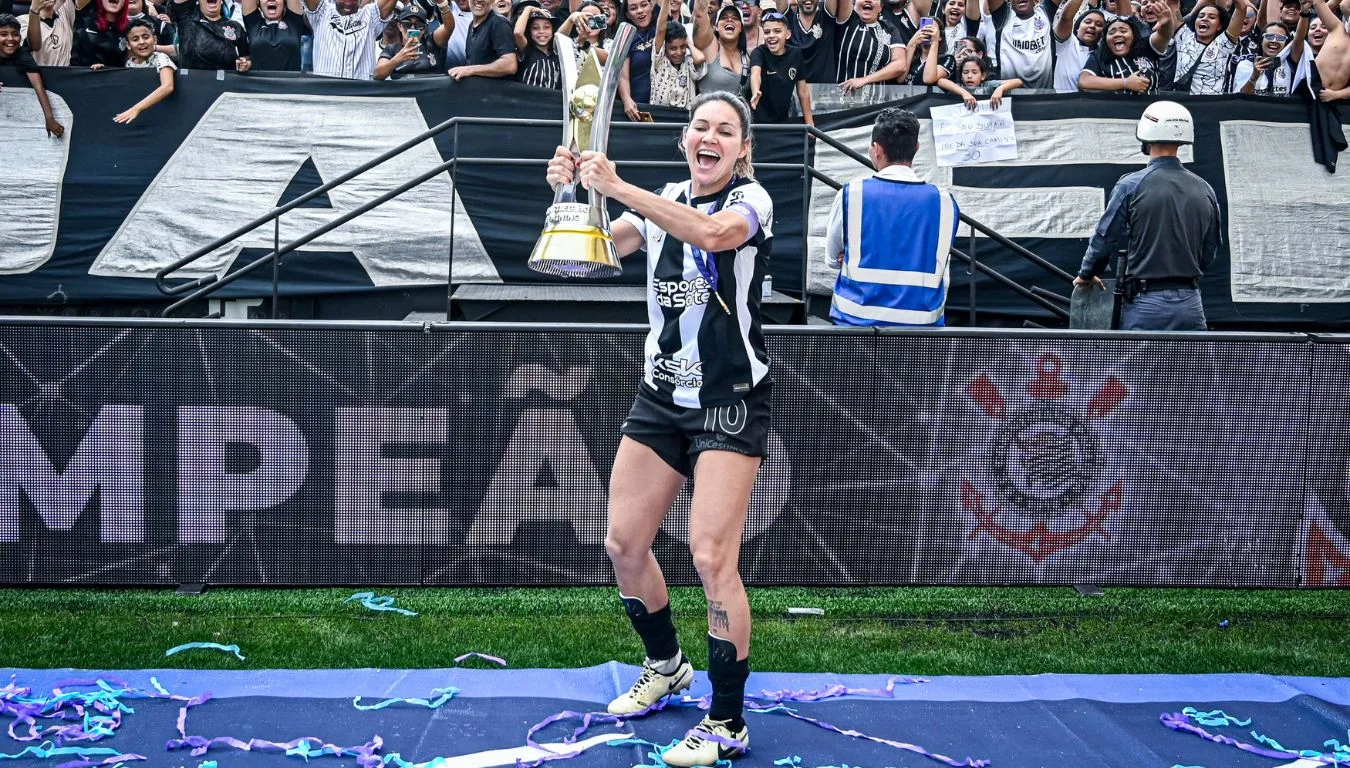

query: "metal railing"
xmin=156 ymin=116 xmax=1070 ymax=322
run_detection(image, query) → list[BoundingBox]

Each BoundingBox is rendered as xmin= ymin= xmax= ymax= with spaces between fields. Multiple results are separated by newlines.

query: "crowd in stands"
xmin=2 ymin=0 xmax=1348 ymax=135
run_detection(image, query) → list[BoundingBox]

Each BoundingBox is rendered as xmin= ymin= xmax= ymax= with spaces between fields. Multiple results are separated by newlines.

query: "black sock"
xmin=706 ymin=633 xmax=749 ymax=731
xmin=621 ymin=594 xmax=680 ymax=663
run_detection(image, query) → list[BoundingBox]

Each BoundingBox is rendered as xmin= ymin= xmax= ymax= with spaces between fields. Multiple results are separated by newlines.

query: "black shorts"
xmin=621 ymin=384 xmax=772 ymax=477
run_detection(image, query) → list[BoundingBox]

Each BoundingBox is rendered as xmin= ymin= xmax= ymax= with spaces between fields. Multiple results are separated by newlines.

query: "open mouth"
xmin=721 ymin=19 xmax=738 ymax=32
xmin=695 ymin=148 xmax=721 ymax=171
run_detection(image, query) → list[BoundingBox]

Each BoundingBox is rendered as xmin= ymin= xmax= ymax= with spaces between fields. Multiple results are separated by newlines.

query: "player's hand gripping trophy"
xmin=528 ymin=23 xmax=637 ymax=278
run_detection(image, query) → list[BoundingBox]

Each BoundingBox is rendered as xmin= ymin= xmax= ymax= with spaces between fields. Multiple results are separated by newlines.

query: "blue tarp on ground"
xmin=5 ymin=666 xmax=1349 ymax=767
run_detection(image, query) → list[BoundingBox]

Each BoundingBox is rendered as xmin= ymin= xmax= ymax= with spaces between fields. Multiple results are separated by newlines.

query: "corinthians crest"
xmin=960 ymin=353 xmax=1129 ymax=562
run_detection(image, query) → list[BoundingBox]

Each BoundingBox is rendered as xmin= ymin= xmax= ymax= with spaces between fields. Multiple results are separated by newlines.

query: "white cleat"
xmin=606 ymin=655 xmax=695 ymax=715
xmin=660 ymin=715 xmax=749 ymax=766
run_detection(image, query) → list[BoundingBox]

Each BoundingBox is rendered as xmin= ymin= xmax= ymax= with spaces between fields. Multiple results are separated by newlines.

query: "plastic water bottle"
xmin=300 ymin=34 xmax=313 ymax=73
xmin=762 ymin=274 xmax=773 ymax=300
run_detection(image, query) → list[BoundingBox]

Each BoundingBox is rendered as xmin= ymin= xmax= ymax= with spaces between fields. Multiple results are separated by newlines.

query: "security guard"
xmin=1075 ymin=101 xmax=1221 ymax=331
xmin=824 ymin=107 xmax=960 ymax=327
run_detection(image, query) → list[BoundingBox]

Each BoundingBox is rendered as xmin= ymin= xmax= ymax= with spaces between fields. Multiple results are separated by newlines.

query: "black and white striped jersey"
xmin=306 ymin=0 xmax=388 ymax=79
xmin=617 ymin=178 xmax=774 ymax=409
xmin=518 ymin=45 xmax=562 ymax=89
xmin=834 ymin=11 xmax=903 ymax=82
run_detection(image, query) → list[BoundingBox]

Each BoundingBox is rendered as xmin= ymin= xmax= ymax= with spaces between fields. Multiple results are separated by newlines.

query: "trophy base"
xmin=528 ymin=225 xmax=623 ymax=279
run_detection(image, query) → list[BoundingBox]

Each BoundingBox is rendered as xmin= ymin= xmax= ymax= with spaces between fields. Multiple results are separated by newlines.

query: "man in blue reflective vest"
xmin=824 ymin=107 xmax=960 ymax=327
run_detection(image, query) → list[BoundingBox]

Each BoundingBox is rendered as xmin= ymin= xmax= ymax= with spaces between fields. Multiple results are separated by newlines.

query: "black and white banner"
xmin=2 ymin=68 xmax=1348 ymax=327
xmin=2 ymin=318 xmax=1345 ymax=587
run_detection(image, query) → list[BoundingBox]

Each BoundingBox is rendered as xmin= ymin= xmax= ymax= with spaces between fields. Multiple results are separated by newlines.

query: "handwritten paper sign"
xmin=931 ymin=99 xmax=1019 ymax=167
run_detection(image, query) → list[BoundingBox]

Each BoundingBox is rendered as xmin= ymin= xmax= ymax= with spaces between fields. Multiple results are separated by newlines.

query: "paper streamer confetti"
xmin=346 ymin=592 xmax=418 ymax=617
xmin=1 ymin=676 xmax=201 ymax=749
xmin=353 ymin=688 xmax=459 ymax=711
xmin=165 ymin=643 xmax=246 ymax=662
xmin=453 ymin=653 xmax=507 ymax=667
xmin=1161 ymin=709 xmax=1350 ymax=766
xmin=525 ymin=677 xmax=988 ymax=768
xmin=0 ymin=741 xmax=146 ymax=765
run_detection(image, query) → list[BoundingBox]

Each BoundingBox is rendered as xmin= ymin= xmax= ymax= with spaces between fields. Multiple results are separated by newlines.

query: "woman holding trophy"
xmin=544 ymin=90 xmax=773 ymax=766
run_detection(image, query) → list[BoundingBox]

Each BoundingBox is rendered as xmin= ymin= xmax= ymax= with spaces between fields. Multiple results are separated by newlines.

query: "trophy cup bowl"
xmin=528 ymin=24 xmax=637 ymax=278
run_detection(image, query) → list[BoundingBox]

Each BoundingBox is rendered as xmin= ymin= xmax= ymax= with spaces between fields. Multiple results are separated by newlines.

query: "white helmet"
xmin=1136 ymin=101 xmax=1194 ymax=145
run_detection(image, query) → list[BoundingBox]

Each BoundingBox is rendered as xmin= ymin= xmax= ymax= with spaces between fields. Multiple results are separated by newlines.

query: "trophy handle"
xmin=549 ymin=23 xmax=638 ymax=212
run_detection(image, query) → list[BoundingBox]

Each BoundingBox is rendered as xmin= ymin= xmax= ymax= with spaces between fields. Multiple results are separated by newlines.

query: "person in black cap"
xmin=512 ymin=0 xmax=562 ymax=87
xmin=376 ymin=2 xmax=451 ymax=78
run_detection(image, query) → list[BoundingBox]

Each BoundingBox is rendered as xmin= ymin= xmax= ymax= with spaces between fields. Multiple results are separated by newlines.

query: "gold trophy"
xmin=528 ymin=23 xmax=637 ymax=278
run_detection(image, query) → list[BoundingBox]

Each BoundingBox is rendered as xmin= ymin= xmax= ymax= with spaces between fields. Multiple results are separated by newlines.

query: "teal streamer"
xmin=1180 ymin=707 xmax=1251 ymax=728
xmin=1173 ymin=707 xmax=1350 ymax=765
xmin=346 ymin=592 xmax=418 ymax=617
xmin=353 ymin=688 xmax=459 ymax=711
xmin=165 ymin=642 xmax=246 ymax=661
xmin=0 ymin=740 xmax=142 ymax=762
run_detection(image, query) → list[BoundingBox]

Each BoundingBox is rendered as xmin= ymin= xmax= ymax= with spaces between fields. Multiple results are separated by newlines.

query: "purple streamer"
xmin=2 ymin=677 xmax=201 ymax=748
xmin=165 ymin=733 xmax=385 ymax=767
xmin=52 ymin=755 xmax=148 ymax=768
xmin=1160 ymin=712 xmax=1339 ymax=765
xmin=524 ymin=677 xmax=986 ymax=768
xmin=745 ymin=702 xmax=989 ymax=767
xmin=682 ymin=675 xmax=929 ymax=710
xmin=455 ymin=652 xmax=508 ymax=667
xmin=518 ymin=699 xmax=674 ymax=768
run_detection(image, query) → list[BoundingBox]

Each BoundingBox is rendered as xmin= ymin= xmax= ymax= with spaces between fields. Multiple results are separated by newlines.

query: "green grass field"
xmin=1 ymin=587 xmax=1345 ymax=676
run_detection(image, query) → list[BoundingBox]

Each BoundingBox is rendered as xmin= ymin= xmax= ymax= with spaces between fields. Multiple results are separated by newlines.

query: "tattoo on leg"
xmin=709 ymin=601 xmax=730 ymax=632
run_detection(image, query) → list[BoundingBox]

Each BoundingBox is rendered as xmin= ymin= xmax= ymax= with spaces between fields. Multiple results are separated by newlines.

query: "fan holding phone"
xmin=375 ymin=3 xmax=449 ymax=79
xmin=1231 ymin=5 xmax=1309 ymax=95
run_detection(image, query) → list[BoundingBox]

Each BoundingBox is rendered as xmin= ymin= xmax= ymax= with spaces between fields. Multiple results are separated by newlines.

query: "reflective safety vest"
xmin=829 ymin=176 xmax=959 ymax=327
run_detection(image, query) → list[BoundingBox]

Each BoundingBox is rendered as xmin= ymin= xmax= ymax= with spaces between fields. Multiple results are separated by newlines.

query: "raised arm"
xmin=1287 ymin=2 xmax=1308 ymax=63
xmin=432 ymin=0 xmax=455 ymax=45
xmin=1311 ymin=0 xmax=1339 ymax=33
xmin=654 ymin=0 xmax=671 ymax=52
xmin=965 ymin=0 xmax=981 ymax=22
xmin=1056 ymin=0 xmax=1085 ymax=39
xmin=515 ymin=6 xmax=532 ymax=49
xmin=377 ymin=0 xmax=397 ymax=19
xmin=1257 ymin=0 xmax=1273 ymax=32
xmin=693 ymin=0 xmax=713 ymax=53
xmin=304 ymin=0 xmax=320 ymax=16
xmin=1145 ymin=0 xmax=1175 ymax=50
xmin=922 ymin=29 xmax=947 ymax=82
xmin=836 ymin=0 xmax=852 ymax=24
xmin=27 ymin=0 xmax=49 ymax=51
xmin=1224 ymin=0 xmax=1247 ymax=39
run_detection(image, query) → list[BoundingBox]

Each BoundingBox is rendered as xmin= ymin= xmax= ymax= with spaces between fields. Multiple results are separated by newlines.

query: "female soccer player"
xmin=544 ymin=90 xmax=772 ymax=767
